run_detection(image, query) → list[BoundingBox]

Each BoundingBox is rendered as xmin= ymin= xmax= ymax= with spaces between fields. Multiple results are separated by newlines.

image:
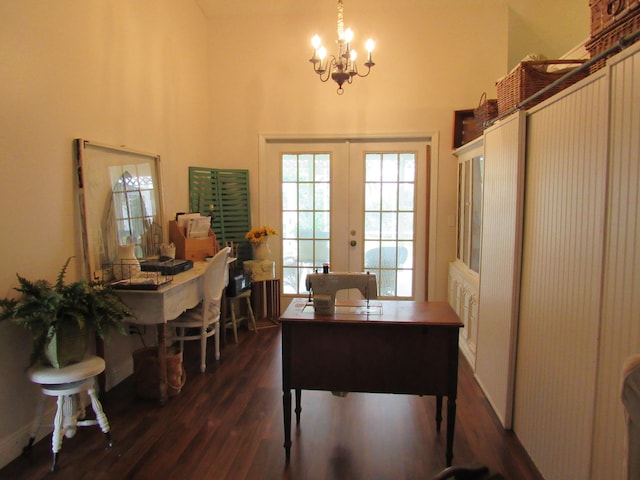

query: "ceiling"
xmin=195 ymin=0 xmax=421 ymax=18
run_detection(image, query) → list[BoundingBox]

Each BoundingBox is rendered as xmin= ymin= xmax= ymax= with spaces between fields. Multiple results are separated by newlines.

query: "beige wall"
xmin=202 ymin=0 xmax=509 ymax=303
xmin=0 ymin=0 xmax=210 ymax=465
xmin=508 ymin=0 xmax=589 ymax=69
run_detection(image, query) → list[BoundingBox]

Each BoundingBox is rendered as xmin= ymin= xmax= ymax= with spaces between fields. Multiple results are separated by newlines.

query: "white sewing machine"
xmin=305 ymin=271 xmax=378 ymax=314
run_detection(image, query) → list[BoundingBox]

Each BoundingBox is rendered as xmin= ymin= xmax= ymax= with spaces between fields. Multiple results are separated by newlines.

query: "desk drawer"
xmin=287 ymin=323 xmax=458 ymax=396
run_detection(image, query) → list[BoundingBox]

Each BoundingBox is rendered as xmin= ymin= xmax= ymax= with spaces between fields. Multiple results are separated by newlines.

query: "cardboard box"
xmin=169 ymin=220 xmax=218 ymax=262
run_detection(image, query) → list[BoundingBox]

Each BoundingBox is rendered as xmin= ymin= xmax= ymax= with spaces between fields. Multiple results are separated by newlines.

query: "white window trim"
xmin=258 ymin=132 xmax=440 ymax=300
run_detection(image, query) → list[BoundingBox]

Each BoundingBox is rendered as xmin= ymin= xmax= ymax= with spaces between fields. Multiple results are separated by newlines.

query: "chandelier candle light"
xmin=309 ymin=0 xmax=375 ymax=95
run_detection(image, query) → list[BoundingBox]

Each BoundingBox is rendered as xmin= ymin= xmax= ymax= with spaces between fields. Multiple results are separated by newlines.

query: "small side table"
xmin=25 ymin=355 xmax=113 ymax=472
xmin=243 ymin=259 xmax=275 ymax=282
xmin=251 ymin=278 xmax=281 ymax=324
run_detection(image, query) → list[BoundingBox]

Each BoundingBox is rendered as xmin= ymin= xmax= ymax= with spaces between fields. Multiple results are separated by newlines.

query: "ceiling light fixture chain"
xmin=309 ymin=0 xmax=376 ymax=95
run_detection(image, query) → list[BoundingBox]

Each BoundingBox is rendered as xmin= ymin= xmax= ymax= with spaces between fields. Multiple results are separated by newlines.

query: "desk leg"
xmin=446 ymin=397 xmax=456 ymax=466
xmin=283 ymin=389 xmax=292 ymax=462
xmin=295 ymin=389 xmax=302 ymax=425
xmin=157 ymin=324 xmax=168 ymax=406
xmin=435 ymin=395 xmax=442 ymax=433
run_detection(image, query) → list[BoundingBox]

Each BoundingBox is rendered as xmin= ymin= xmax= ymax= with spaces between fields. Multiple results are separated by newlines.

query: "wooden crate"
xmin=496 ymin=60 xmax=588 ymax=115
xmin=169 ymin=220 xmax=219 ymax=262
xmin=452 ymin=109 xmax=480 ymax=149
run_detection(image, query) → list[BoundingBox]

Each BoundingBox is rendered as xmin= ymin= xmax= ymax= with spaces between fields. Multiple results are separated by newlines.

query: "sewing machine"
xmin=305 ymin=271 xmax=378 ymax=314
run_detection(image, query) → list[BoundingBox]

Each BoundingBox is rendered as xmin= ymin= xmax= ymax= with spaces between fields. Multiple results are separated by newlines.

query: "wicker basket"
xmin=496 ymin=60 xmax=588 ymax=115
xmin=473 ymin=93 xmax=499 ymax=132
xmin=586 ymin=5 xmax=640 ymax=72
xmin=590 ymin=0 xmax=640 ymax=37
xmin=133 ymin=346 xmax=186 ymax=399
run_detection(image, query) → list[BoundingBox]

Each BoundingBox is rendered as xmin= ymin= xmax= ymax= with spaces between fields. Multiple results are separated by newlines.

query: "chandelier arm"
xmin=313 ymin=57 xmax=338 ymax=83
xmin=353 ymin=63 xmax=374 ymax=79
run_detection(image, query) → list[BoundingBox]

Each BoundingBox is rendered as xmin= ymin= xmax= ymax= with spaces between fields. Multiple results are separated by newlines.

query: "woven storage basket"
xmin=586 ymin=5 xmax=640 ymax=72
xmin=590 ymin=0 xmax=640 ymax=37
xmin=133 ymin=346 xmax=186 ymax=399
xmin=496 ymin=60 xmax=588 ymax=115
xmin=473 ymin=93 xmax=499 ymax=132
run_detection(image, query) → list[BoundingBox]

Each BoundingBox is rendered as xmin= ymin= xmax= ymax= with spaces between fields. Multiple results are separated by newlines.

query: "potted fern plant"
xmin=0 ymin=257 xmax=132 ymax=368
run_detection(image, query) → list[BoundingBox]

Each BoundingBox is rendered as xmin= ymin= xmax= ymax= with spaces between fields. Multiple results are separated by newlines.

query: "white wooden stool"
xmin=25 ymin=355 xmax=113 ymax=472
xmin=227 ymin=289 xmax=257 ymax=343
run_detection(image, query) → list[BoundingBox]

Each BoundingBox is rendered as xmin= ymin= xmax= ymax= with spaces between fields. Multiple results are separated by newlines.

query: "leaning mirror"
xmin=76 ymin=139 xmax=166 ymax=281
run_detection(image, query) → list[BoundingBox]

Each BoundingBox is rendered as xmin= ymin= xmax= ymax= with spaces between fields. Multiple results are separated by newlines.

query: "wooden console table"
xmin=280 ymin=299 xmax=462 ymax=466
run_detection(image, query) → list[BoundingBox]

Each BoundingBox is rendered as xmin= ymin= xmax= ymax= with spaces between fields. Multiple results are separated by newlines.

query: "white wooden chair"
xmin=25 ymin=355 xmax=112 ymax=472
xmin=169 ymin=246 xmax=230 ymax=372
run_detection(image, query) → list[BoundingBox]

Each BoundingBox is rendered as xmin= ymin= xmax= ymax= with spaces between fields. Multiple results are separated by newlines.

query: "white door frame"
xmin=258 ymin=132 xmax=440 ymax=301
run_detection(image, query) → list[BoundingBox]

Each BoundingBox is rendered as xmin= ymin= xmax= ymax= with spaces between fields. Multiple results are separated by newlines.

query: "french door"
xmin=263 ymin=137 xmax=429 ymax=301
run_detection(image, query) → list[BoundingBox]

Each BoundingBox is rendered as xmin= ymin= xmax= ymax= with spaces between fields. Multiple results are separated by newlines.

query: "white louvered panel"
xmin=592 ymin=45 xmax=640 ymax=480
xmin=515 ymin=73 xmax=608 ymax=480
xmin=475 ymin=111 xmax=525 ymax=428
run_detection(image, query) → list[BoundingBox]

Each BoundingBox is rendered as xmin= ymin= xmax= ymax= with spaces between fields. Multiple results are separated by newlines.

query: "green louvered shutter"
xmin=189 ymin=167 xmax=252 ymax=264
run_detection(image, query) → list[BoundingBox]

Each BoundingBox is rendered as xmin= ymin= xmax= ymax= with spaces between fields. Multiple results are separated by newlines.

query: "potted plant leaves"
xmin=0 ymin=257 xmax=132 ymax=368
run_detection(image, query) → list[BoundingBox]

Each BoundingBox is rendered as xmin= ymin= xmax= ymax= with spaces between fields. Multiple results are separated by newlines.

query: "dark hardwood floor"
xmin=0 ymin=324 xmax=543 ymax=480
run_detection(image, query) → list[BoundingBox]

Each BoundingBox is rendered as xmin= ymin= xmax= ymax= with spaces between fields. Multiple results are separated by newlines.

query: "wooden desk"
xmin=280 ymin=299 xmax=462 ymax=466
xmin=115 ymin=262 xmax=208 ymax=404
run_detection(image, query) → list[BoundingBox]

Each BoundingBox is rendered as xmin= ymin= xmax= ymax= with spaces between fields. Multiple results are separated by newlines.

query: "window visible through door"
xmin=362 ymin=152 xmax=415 ymax=297
xmin=281 ymin=152 xmax=331 ymax=294
xmin=263 ymin=138 xmax=430 ymax=301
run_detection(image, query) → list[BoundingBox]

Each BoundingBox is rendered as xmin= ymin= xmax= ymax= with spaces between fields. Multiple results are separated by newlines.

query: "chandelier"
xmin=309 ymin=0 xmax=375 ymax=95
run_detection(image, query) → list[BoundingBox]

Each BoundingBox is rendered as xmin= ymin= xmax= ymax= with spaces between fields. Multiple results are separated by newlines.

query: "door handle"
xmin=350 ymin=240 xmax=357 ymax=247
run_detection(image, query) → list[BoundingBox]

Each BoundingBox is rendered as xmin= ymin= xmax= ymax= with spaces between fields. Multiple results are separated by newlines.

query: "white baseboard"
xmin=459 ymin=340 xmax=476 ymax=372
xmin=105 ymin=356 xmax=133 ymax=392
xmin=0 ymin=403 xmax=56 ymax=469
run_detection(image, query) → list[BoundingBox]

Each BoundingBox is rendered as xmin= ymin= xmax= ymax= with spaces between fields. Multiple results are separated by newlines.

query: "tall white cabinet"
xmin=449 ymin=138 xmax=483 ymax=370
xmin=453 ymin=42 xmax=640 ymax=480
xmin=474 ymin=111 xmax=526 ymax=429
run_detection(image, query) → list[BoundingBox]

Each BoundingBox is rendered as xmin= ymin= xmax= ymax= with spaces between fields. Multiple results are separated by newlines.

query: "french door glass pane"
xmin=363 ymin=152 xmax=416 ymax=298
xmin=470 ymin=155 xmax=484 ymax=272
xmin=463 ymin=160 xmax=471 ymax=266
xmin=282 ymin=153 xmax=331 ymax=294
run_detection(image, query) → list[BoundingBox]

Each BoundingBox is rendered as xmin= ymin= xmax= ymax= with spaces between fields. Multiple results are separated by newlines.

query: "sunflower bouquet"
xmin=245 ymin=226 xmax=278 ymax=245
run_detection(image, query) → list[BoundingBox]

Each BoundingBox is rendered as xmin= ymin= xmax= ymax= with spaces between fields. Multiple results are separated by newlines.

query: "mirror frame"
xmin=75 ymin=139 xmax=166 ymax=281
